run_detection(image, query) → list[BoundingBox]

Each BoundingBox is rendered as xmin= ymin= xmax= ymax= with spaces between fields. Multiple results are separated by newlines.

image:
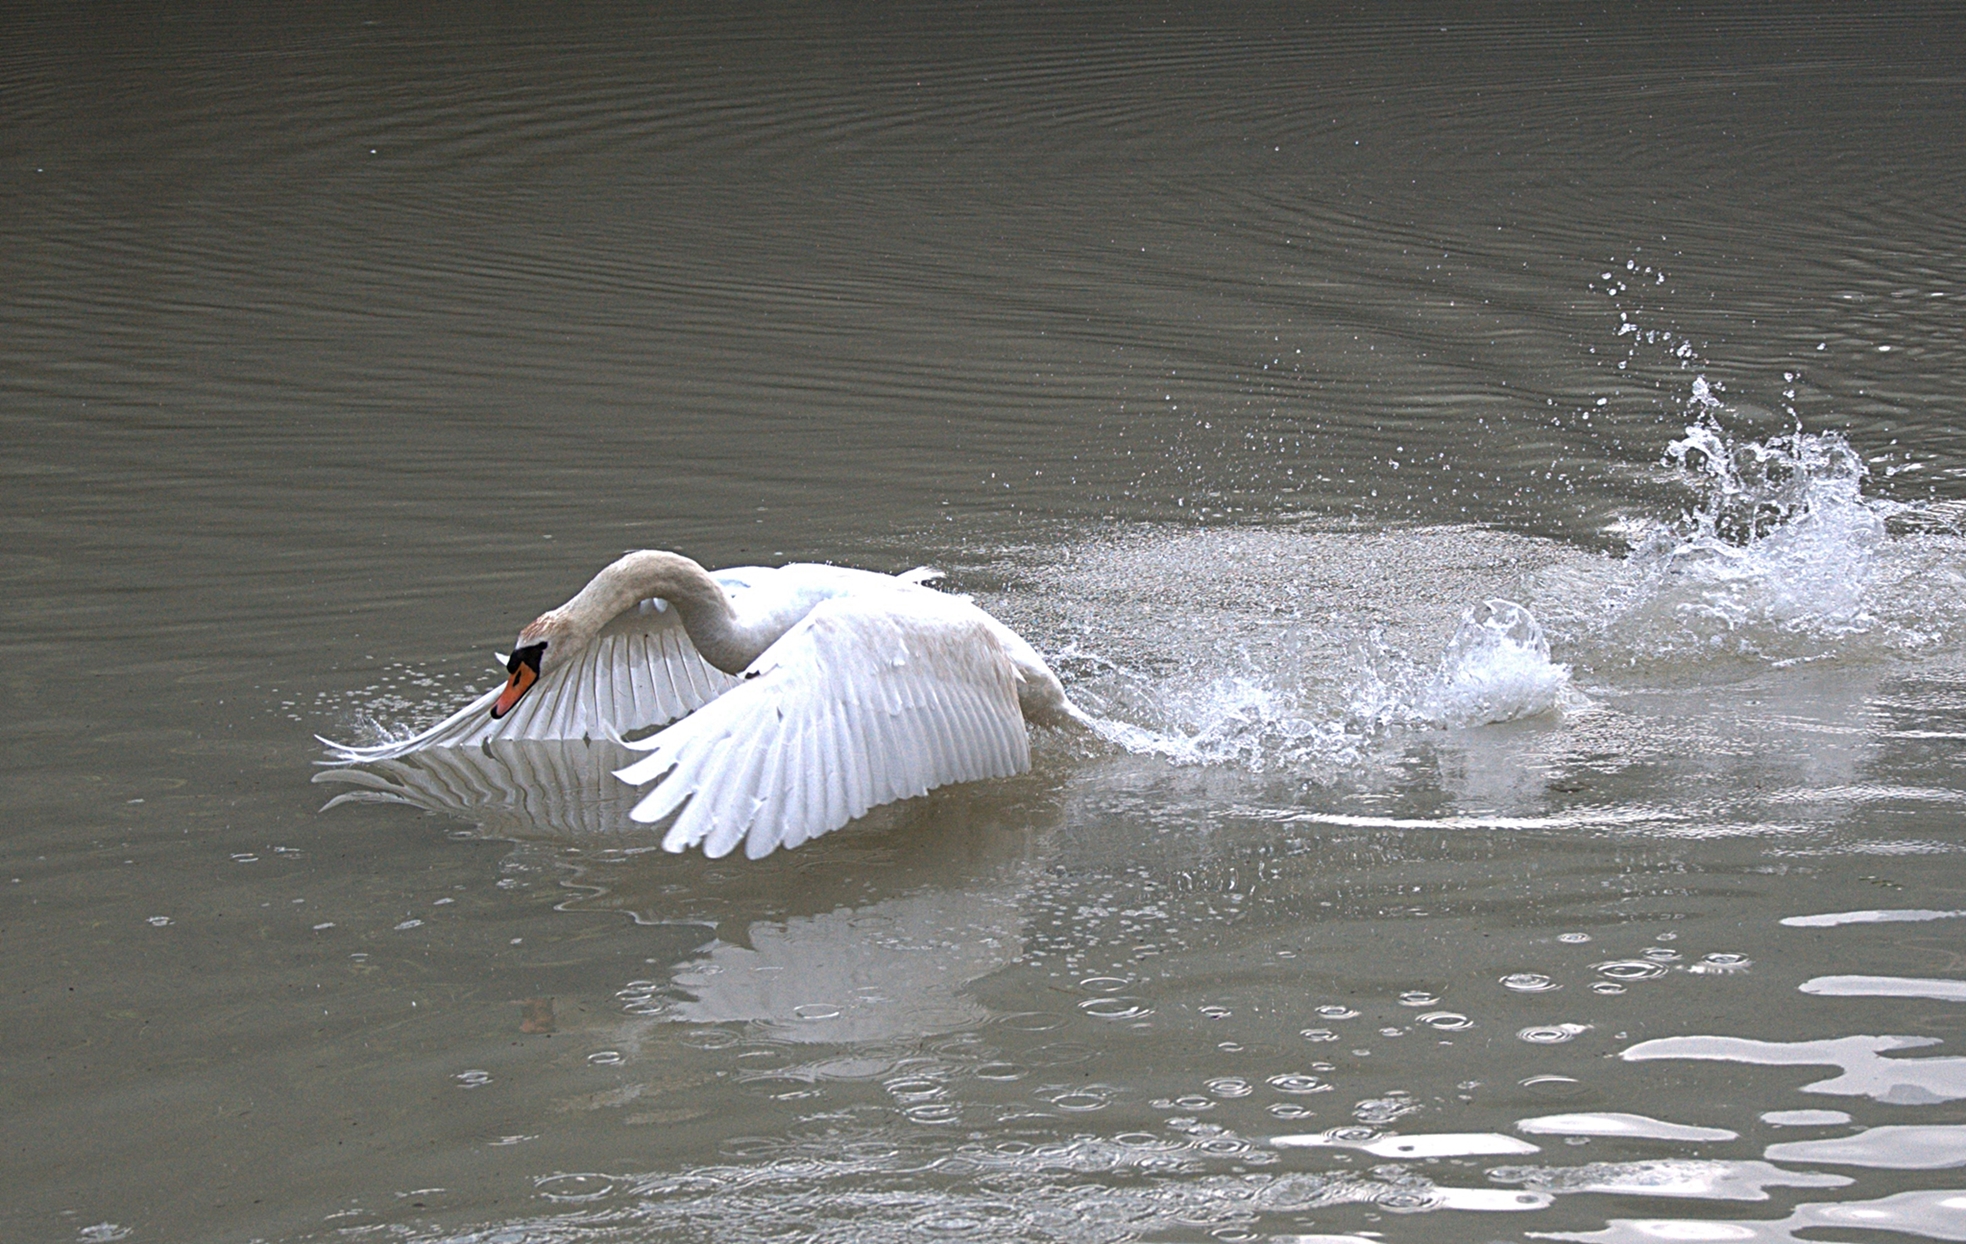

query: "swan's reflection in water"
xmin=314 ymin=739 xmax=646 ymax=838
xmin=665 ymin=888 xmax=1022 ymax=1042
xmin=316 ymin=740 xmax=1053 ymax=1044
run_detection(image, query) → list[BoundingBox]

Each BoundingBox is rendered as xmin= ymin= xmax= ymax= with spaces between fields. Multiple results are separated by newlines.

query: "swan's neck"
xmin=559 ymin=550 xmax=758 ymax=674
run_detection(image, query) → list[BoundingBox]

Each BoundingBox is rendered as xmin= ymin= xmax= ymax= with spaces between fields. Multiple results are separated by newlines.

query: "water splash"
xmin=1568 ymin=385 xmax=1945 ymax=667
xmin=1417 ymin=600 xmax=1574 ymax=727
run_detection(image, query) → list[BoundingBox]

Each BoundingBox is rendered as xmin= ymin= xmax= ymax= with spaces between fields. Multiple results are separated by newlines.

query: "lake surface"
xmin=6 ymin=4 xmax=1966 ymax=1241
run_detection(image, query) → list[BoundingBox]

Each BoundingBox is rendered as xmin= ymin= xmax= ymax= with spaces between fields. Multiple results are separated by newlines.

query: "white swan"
xmin=321 ymin=550 xmax=1090 ymax=857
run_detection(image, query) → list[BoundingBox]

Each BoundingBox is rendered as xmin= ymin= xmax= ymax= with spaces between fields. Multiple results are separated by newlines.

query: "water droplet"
xmin=1299 ymin=1028 xmax=1339 ymax=1042
xmin=1418 ymin=1011 xmax=1474 ymax=1031
xmin=792 ymin=1003 xmax=842 ymax=1021
xmin=1592 ymin=959 xmax=1668 ymax=981
xmin=455 ymin=1069 xmax=491 ymax=1088
xmin=1198 ymin=1004 xmax=1232 ymax=1019
xmin=975 ymin=1062 xmax=1024 ymax=1081
xmin=1079 ymin=997 xmax=1153 ymax=1020
xmin=1500 ymin=972 xmax=1560 ymax=993
xmin=146 ymin=916 xmax=172 ymax=927
xmin=1204 ymin=1076 xmax=1254 ymax=1098
xmin=1397 ymin=990 xmax=1440 ymax=1007
xmin=1267 ymin=1074 xmax=1330 ymax=1094
xmin=1377 ymin=1189 xmax=1444 ymax=1213
xmin=1078 ymin=976 xmax=1131 ymax=993
xmin=1268 ymin=1101 xmax=1317 ymax=1119
xmin=1591 ymin=981 xmax=1627 ymax=995
xmin=535 ymin=1173 xmax=615 ymax=1202
xmin=1517 ymin=1023 xmax=1592 ymax=1044
xmin=1557 ymin=932 xmax=1593 ymax=944
xmin=1641 ymin=946 xmax=1682 ymax=963
xmin=586 ymin=1050 xmax=623 ymax=1067
xmin=1316 ymin=1005 xmax=1360 ymax=1020
xmin=1689 ymin=952 xmax=1752 ymax=974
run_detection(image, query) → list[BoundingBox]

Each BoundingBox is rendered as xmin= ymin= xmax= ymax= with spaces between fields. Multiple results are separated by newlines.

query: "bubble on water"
xmin=1419 ymin=1011 xmax=1475 ymax=1031
xmin=1043 ymin=1086 xmax=1112 ymax=1112
xmin=1501 ymin=973 xmax=1561 ymax=993
xmin=1267 ymin=1074 xmax=1331 ymax=1094
xmin=1688 ymin=952 xmax=1753 ymax=974
xmin=1080 ymin=997 xmax=1153 ymax=1020
xmin=1594 ymin=959 xmax=1669 ymax=982
xmin=1198 ymin=1005 xmax=1232 ymax=1019
xmin=884 ymin=1075 xmax=944 ymax=1102
xmin=587 ymin=1050 xmax=624 ymax=1067
xmin=1354 ymin=1092 xmax=1422 ymax=1124
xmin=1316 ymin=1005 xmax=1360 ymax=1020
xmin=1558 ymin=932 xmax=1594 ymax=944
xmin=537 ymin=1172 xmax=616 ymax=1202
xmin=1398 ymin=990 xmax=1441 ymax=1007
xmin=1592 ymin=981 xmax=1628 ymax=995
xmin=146 ymin=916 xmax=172 ymax=927
xmin=1519 ymin=1023 xmax=1593 ymax=1044
xmin=1300 ymin=1028 xmax=1339 ymax=1042
xmin=455 ymin=1069 xmax=491 ymax=1088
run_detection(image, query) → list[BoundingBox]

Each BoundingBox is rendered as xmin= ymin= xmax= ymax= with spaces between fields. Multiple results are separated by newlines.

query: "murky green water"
xmin=6 ymin=4 xmax=1966 ymax=1242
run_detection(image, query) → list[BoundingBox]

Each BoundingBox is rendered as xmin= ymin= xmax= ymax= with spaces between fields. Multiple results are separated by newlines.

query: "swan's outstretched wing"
xmin=614 ymin=590 xmax=1030 ymax=859
xmin=320 ymin=599 xmax=739 ymax=762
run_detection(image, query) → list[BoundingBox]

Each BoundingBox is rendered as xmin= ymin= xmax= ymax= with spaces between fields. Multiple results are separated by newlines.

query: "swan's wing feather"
xmin=319 ymin=600 xmax=740 ymax=763
xmin=614 ymin=591 xmax=1030 ymax=858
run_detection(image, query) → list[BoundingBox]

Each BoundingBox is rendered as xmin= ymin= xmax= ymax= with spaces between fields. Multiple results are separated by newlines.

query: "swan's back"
xmin=615 ymin=587 xmax=1031 ymax=859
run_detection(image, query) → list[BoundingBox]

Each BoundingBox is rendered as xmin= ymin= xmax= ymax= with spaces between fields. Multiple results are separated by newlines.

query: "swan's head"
xmin=490 ymin=610 xmax=579 ymax=719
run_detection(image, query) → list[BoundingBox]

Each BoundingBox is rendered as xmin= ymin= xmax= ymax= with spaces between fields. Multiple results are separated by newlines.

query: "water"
xmin=5 ymin=3 xmax=1966 ymax=1241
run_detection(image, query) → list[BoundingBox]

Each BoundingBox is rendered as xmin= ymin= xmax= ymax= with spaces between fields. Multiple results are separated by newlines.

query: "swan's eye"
xmin=507 ymin=642 xmax=547 ymax=675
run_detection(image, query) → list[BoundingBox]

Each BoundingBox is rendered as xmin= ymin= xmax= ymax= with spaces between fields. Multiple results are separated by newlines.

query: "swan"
xmin=321 ymin=550 xmax=1091 ymax=857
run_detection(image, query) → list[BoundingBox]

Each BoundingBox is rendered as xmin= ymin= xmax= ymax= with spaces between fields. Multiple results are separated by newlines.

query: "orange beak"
xmin=491 ymin=644 xmax=544 ymax=719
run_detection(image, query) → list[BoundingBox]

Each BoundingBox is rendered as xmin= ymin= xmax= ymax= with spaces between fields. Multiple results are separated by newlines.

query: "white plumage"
xmin=319 ymin=593 xmax=738 ymax=763
xmin=320 ymin=551 xmax=1089 ymax=857
xmin=616 ymin=589 xmax=1033 ymax=858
